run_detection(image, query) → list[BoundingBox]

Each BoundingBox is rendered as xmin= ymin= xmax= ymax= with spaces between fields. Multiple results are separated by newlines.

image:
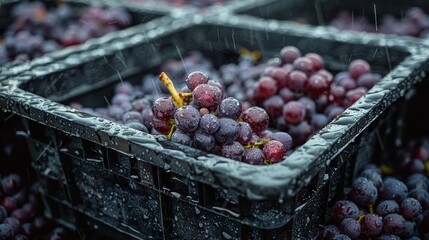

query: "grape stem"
xmin=263 ymin=159 xmax=272 ymax=165
xmin=166 ymin=124 xmax=176 ymax=140
xmin=238 ymin=48 xmax=261 ymax=61
xmin=244 ymin=138 xmax=270 ymax=150
xmin=244 ymin=141 xmax=264 ymax=150
xmin=379 ymin=163 xmax=394 ymax=175
xmin=179 ymin=92 xmax=192 ymax=98
xmin=159 ymin=72 xmax=185 ymax=107
xmin=357 ymin=214 xmax=365 ymax=223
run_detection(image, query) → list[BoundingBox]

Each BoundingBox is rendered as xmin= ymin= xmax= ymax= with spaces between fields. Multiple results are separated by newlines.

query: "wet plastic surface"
xmin=1 ymin=10 xmax=429 ymax=240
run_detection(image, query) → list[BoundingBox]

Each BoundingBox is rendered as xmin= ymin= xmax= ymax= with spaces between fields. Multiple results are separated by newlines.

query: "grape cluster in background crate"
xmin=0 ymin=1 xmax=131 ymax=66
xmin=330 ymin=7 xmax=429 ymax=38
xmin=231 ymin=0 xmax=429 ymax=40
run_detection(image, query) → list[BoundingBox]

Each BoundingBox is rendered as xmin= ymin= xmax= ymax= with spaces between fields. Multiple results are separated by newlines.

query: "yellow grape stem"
xmin=243 ymin=140 xmax=265 ymax=150
xmin=238 ymin=48 xmax=261 ymax=61
xmin=179 ymin=92 xmax=193 ymax=98
xmin=264 ymin=159 xmax=272 ymax=165
xmin=159 ymin=72 xmax=185 ymax=107
xmin=167 ymin=119 xmax=175 ymax=125
xmin=357 ymin=214 xmax=365 ymax=223
xmin=250 ymin=51 xmax=261 ymax=61
xmin=238 ymin=48 xmax=250 ymax=57
xmin=166 ymin=124 xmax=176 ymax=140
xmin=380 ymin=163 xmax=394 ymax=175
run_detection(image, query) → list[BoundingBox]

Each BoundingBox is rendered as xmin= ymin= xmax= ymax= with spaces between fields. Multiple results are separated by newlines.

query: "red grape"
xmin=152 ymin=97 xmax=176 ymax=121
xmin=185 ymin=71 xmax=208 ymax=91
xmin=256 ymin=76 xmax=278 ymax=99
xmin=349 ymin=59 xmax=371 ymax=80
xmin=242 ymin=107 xmax=269 ymax=134
xmin=192 ymin=84 xmax=222 ymax=110
xmin=263 ymin=140 xmax=286 ymax=163
xmin=282 ymin=101 xmax=306 ymax=125
xmin=280 ymin=46 xmax=301 ymax=63
xmin=287 ymin=70 xmax=308 ymax=92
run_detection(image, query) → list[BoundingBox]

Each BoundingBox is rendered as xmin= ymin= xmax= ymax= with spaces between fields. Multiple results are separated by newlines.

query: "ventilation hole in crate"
xmin=159 ymin=170 xmax=187 ymax=199
xmin=110 ymin=152 xmax=131 ymax=177
xmin=55 ymin=130 xmax=84 ymax=159
xmin=27 ymin=120 xmax=54 ymax=144
xmin=82 ymin=139 xmax=104 ymax=166
xmin=187 ymin=179 xmax=199 ymax=202
xmin=158 ymin=168 xmax=171 ymax=191
xmin=28 ymin=139 xmax=65 ymax=181
xmin=199 ymin=183 xmax=215 ymax=207
xmin=129 ymin=157 xmax=141 ymax=182
xmin=209 ymin=188 xmax=240 ymax=218
xmin=103 ymin=148 xmax=116 ymax=170
xmin=171 ymin=174 xmax=189 ymax=199
xmin=137 ymin=159 xmax=156 ymax=186
xmin=152 ymin=165 xmax=160 ymax=189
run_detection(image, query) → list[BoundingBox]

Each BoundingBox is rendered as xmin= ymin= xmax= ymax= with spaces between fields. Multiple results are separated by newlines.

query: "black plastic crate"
xmin=220 ymin=0 xmax=429 ymax=40
xmin=1 ymin=16 xmax=429 ymax=239
xmin=0 ymin=0 xmax=179 ymax=77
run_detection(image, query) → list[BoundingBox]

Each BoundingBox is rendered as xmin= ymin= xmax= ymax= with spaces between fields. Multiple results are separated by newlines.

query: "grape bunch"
xmin=0 ymin=174 xmax=76 ymax=240
xmin=0 ymin=1 xmax=131 ymax=66
xmin=150 ymin=71 xmax=292 ymax=165
xmin=320 ymin=138 xmax=429 ymax=239
xmin=70 ymin=51 xmax=222 ymax=136
xmin=248 ymin=46 xmax=380 ymax=146
xmin=330 ymin=7 xmax=429 ymax=38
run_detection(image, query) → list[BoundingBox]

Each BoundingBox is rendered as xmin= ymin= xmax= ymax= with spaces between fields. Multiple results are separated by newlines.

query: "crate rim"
xmin=1 ymin=17 xmax=429 ymax=201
